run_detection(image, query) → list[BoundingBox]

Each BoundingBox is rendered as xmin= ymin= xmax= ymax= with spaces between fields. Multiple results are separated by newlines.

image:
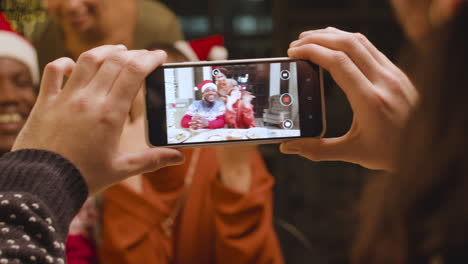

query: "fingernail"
xmin=117 ymin=44 xmax=127 ymax=50
xmin=154 ymin=49 xmax=167 ymax=56
xmin=290 ymin=40 xmax=301 ymax=47
xmin=169 ymin=154 xmax=185 ymax=165
xmin=287 ymin=47 xmax=298 ymax=57
xmin=280 ymin=144 xmax=301 ymax=154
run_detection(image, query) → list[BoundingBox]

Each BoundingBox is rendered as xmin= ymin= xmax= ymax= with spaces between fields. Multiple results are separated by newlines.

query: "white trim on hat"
xmin=174 ymin=40 xmax=200 ymax=62
xmin=201 ymin=82 xmax=217 ymax=93
xmin=0 ymin=31 xmax=39 ymax=85
xmin=207 ymin=45 xmax=228 ymax=61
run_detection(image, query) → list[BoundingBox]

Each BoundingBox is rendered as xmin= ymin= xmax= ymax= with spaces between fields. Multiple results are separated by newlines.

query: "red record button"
xmin=280 ymin=93 xmax=293 ymax=106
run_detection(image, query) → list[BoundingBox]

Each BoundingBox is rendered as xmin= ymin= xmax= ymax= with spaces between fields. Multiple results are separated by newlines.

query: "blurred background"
xmin=2 ymin=0 xmax=405 ymax=263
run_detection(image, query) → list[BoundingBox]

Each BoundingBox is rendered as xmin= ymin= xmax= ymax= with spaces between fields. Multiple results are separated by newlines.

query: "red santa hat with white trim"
xmin=195 ymin=80 xmax=218 ymax=93
xmin=0 ymin=13 xmax=39 ymax=85
xmin=174 ymin=35 xmax=228 ymax=62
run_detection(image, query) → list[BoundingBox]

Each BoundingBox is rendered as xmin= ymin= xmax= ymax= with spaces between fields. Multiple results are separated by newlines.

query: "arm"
xmin=208 ymin=115 xmax=226 ymax=129
xmin=0 ymin=149 xmax=88 ymax=264
xmin=224 ymin=103 xmax=238 ymax=128
xmin=212 ymin=147 xmax=284 ymax=263
xmin=181 ymin=115 xmax=193 ymax=128
xmin=2 ymin=47 xmax=185 ymax=263
xmin=240 ymin=104 xmax=256 ymax=128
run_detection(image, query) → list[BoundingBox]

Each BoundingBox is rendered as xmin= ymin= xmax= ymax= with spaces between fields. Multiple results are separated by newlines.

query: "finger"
xmin=39 ymin=57 xmax=75 ymax=101
xmin=297 ymin=27 xmax=336 ymax=40
xmin=298 ymin=27 xmax=398 ymax=72
xmin=64 ymin=45 xmax=127 ymax=93
xmin=115 ymin=148 xmax=184 ymax=177
xmin=108 ymin=50 xmax=167 ymax=116
xmin=86 ymin=50 xmax=130 ymax=96
xmin=280 ymin=136 xmax=356 ymax=163
xmin=290 ymin=32 xmax=383 ymax=83
xmin=324 ymin=28 xmax=399 ymax=71
xmin=288 ymin=44 xmax=374 ymax=106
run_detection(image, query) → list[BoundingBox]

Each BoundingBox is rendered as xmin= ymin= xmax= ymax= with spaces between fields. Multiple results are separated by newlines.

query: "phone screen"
xmin=146 ymin=58 xmax=324 ymax=147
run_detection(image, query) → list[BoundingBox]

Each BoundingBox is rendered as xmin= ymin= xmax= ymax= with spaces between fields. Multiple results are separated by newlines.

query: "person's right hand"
xmin=226 ymin=93 xmax=239 ymax=109
xmin=280 ymin=27 xmax=418 ymax=171
xmin=189 ymin=114 xmax=201 ymax=129
xmin=189 ymin=114 xmax=208 ymax=129
xmin=12 ymin=45 xmax=184 ymax=194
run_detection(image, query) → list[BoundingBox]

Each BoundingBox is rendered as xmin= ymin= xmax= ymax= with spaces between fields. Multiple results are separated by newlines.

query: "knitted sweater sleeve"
xmin=0 ymin=149 xmax=88 ymax=264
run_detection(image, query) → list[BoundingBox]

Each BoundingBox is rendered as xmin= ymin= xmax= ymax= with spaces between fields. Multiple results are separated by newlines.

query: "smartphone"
xmin=145 ymin=57 xmax=326 ymax=147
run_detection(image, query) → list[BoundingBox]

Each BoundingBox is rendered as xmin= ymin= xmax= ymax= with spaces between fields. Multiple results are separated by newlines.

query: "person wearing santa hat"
xmin=181 ymin=80 xmax=226 ymax=130
xmin=0 ymin=13 xmax=40 ymax=155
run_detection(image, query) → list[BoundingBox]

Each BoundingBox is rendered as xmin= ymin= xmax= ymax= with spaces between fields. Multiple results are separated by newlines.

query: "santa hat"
xmin=0 ymin=13 xmax=39 ymax=85
xmin=174 ymin=35 xmax=228 ymax=62
xmin=195 ymin=80 xmax=217 ymax=93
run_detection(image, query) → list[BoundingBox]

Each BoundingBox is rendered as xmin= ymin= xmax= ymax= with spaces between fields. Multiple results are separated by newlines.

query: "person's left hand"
xmin=226 ymin=93 xmax=239 ymax=108
xmin=280 ymin=28 xmax=418 ymax=171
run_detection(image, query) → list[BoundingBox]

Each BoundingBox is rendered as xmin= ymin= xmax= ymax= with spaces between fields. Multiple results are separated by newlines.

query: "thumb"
xmin=280 ymin=136 xmax=355 ymax=163
xmin=116 ymin=148 xmax=185 ymax=177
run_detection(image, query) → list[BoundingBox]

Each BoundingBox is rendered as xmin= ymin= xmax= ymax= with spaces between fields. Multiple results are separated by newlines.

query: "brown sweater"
xmin=99 ymin=148 xmax=284 ymax=264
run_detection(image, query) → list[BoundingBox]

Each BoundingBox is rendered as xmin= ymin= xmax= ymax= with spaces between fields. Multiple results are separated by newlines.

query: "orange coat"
xmin=99 ymin=148 xmax=284 ymax=264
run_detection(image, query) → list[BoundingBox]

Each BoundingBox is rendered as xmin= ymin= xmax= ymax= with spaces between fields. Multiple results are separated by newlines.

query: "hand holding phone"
xmin=281 ymin=28 xmax=417 ymax=171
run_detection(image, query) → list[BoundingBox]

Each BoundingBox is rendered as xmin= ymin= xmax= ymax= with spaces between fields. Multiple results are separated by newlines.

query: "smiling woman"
xmin=0 ymin=13 xmax=38 ymax=154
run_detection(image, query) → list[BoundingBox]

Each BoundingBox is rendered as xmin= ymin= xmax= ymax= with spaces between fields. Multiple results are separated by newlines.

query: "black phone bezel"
xmin=145 ymin=58 xmax=324 ymax=147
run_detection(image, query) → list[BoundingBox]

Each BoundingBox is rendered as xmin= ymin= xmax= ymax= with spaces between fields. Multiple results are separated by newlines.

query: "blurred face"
xmin=215 ymin=72 xmax=228 ymax=88
xmin=44 ymin=0 xmax=101 ymax=33
xmin=203 ymin=87 xmax=218 ymax=103
xmin=390 ymin=0 xmax=433 ymax=45
xmin=0 ymin=58 xmax=36 ymax=153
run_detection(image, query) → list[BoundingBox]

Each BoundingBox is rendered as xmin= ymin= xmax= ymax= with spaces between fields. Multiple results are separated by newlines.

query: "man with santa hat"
xmin=181 ymin=80 xmax=226 ymax=130
xmin=0 ymin=13 xmax=40 ymax=155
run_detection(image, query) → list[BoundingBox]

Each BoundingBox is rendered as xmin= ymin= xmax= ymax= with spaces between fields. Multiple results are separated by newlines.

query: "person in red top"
xmin=181 ymin=80 xmax=226 ymax=130
xmin=225 ymin=80 xmax=257 ymax=129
